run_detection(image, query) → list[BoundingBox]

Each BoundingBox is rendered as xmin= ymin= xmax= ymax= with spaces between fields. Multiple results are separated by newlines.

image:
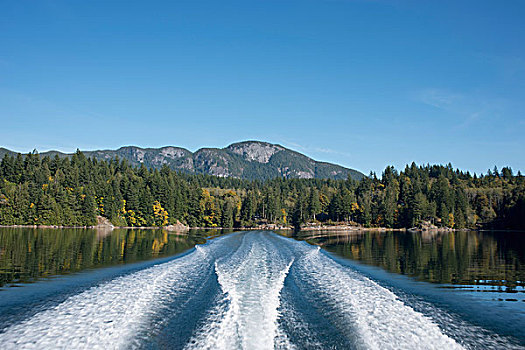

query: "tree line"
xmin=0 ymin=150 xmax=523 ymax=230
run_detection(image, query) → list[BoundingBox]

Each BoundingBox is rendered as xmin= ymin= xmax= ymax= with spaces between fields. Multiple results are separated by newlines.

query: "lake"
xmin=0 ymin=228 xmax=523 ymax=349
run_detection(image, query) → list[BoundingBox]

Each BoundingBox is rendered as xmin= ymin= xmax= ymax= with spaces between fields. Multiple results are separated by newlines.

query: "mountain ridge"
xmin=0 ymin=141 xmax=365 ymax=180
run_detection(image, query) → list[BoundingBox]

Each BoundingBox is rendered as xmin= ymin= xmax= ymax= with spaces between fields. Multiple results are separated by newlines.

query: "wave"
xmin=0 ymin=245 xmax=213 ymax=350
xmin=290 ymin=245 xmax=462 ymax=349
xmin=1 ymin=231 xmax=517 ymax=349
xmin=186 ymin=232 xmax=294 ymax=350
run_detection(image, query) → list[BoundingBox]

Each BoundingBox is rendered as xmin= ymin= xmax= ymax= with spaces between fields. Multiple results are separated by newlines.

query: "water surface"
xmin=0 ymin=228 xmax=523 ymax=349
xmin=292 ymin=230 xmax=524 ymax=289
xmin=0 ymin=227 xmax=230 ymax=287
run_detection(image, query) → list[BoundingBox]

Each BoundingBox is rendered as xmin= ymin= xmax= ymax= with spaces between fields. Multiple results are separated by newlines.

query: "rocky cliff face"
xmin=193 ymin=148 xmax=232 ymax=177
xmin=85 ymin=146 xmax=191 ymax=168
xmin=1 ymin=142 xmax=364 ymax=181
xmin=227 ymin=141 xmax=284 ymax=163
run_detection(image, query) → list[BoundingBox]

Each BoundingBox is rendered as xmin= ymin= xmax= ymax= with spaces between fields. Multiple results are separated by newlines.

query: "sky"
xmin=1 ymin=0 xmax=524 ymax=175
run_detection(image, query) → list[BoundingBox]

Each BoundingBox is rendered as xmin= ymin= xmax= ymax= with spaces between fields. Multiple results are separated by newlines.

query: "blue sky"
xmin=1 ymin=0 xmax=524 ymax=175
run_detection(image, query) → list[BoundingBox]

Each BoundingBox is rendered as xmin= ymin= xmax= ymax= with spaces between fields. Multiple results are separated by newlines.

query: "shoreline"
xmin=0 ymin=223 xmax=476 ymax=233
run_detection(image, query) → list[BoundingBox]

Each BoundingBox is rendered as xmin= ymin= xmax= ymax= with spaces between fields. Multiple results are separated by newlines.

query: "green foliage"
xmin=0 ymin=143 xmax=365 ymax=181
xmin=0 ymin=152 xmax=523 ymax=230
xmin=0 ymin=227 xmax=199 ymax=287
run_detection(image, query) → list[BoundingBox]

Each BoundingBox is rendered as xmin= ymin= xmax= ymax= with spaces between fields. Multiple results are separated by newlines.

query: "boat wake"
xmin=186 ymin=234 xmax=293 ymax=350
xmin=0 ymin=245 xmax=214 ymax=349
xmin=0 ymin=231 xmax=520 ymax=349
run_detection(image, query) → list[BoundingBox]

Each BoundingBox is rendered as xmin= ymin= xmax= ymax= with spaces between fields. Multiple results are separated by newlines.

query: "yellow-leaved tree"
xmin=153 ymin=200 xmax=169 ymax=226
xmin=448 ymin=213 xmax=455 ymax=228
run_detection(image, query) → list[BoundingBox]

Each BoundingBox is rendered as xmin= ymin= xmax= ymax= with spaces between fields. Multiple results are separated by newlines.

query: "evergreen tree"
xmin=0 ymin=151 xmax=523 ymax=230
xmin=307 ymin=188 xmax=321 ymax=221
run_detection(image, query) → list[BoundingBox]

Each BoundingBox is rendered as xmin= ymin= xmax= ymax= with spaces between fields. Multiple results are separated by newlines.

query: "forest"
xmin=0 ymin=150 xmax=524 ymax=230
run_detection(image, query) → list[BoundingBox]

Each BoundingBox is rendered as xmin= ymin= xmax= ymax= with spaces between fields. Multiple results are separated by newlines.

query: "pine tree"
xmin=307 ymin=188 xmax=321 ymax=221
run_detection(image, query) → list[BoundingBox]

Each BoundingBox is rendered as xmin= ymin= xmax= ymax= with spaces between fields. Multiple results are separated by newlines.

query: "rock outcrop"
xmin=95 ymin=216 xmax=114 ymax=230
xmin=165 ymin=220 xmax=190 ymax=232
xmin=0 ymin=141 xmax=365 ymax=181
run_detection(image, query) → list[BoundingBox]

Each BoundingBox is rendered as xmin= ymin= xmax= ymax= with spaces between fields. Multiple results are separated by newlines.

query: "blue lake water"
xmin=0 ymin=228 xmax=523 ymax=349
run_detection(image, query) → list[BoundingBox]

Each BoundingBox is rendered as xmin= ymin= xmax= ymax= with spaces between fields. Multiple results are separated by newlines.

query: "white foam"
xmin=0 ymin=246 xmax=211 ymax=350
xmin=186 ymin=233 xmax=293 ymax=350
xmin=275 ymin=291 xmax=323 ymax=350
xmin=296 ymin=247 xmax=464 ymax=350
xmin=0 ymin=232 xmax=480 ymax=349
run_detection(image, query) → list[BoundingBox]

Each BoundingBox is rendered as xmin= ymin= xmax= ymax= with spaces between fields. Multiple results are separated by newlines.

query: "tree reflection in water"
xmin=294 ymin=230 xmax=525 ymax=292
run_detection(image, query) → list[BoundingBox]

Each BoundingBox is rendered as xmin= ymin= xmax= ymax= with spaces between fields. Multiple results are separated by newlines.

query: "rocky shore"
xmin=0 ymin=218 xmax=468 ymax=233
xmin=0 ymin=216 xmax=191 ymax=233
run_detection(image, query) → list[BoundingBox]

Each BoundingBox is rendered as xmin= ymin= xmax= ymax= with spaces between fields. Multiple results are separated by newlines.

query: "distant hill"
xmin=0 ymin=141 xmax=365 ymax=180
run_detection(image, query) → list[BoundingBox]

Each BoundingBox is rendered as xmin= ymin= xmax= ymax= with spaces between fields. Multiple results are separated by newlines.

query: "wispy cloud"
xmin=0 ymin=88 xmax=123 ymax=123
xmin=476 ymin=53 xmax=525 ymax=79
xmin=417 ymin=89 xmax=462 ymax=109
xmin=315 ymin=147 xmax=344 ymax=155
xmin=282 ymin=140 xmax=352 ymax=158
xmin=414 ymin=88 xmax=507 ymax=129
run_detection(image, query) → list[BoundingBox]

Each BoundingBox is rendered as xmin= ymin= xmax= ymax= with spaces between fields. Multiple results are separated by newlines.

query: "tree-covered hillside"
xmin=0 ymin=151 xmax=523 ymax=230
xmin=0 ymin=141 xmax=365 ymax=181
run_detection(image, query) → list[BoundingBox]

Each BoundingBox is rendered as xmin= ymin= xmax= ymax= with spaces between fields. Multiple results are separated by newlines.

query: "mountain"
xmin=0 ymin=141 xmax=365 ymax=180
